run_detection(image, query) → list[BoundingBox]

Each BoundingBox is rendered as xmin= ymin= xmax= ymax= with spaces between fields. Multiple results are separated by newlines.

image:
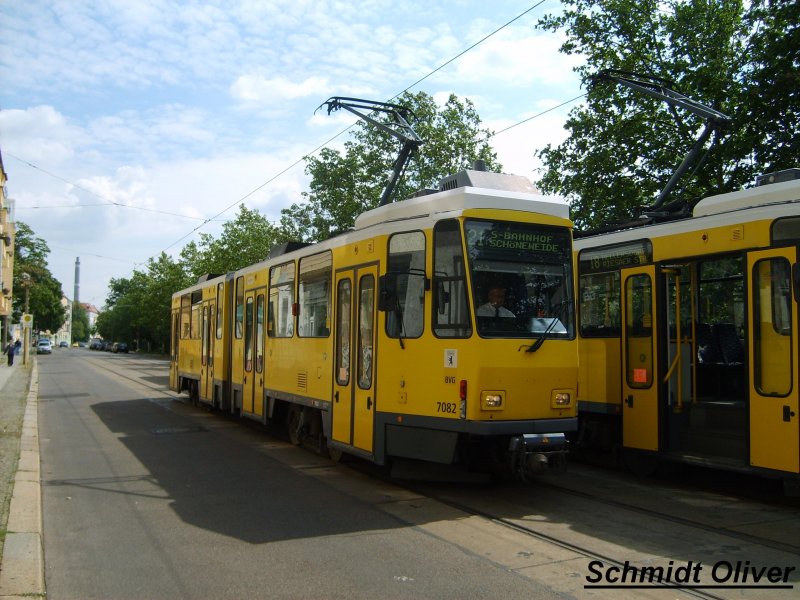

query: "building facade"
xmin=0 ymin=149 xmax=16 ymax=346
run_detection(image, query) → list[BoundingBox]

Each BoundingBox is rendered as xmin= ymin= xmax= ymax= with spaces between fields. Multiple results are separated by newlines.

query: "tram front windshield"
xmin=464 ymin=219 xmax=574 ymax=339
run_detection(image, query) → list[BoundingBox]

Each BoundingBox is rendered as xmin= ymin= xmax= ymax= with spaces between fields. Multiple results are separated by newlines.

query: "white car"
xmin=36 ymin=339 xmax=53 ymax=355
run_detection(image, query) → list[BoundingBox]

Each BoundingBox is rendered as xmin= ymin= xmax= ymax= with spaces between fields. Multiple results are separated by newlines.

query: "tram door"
xmin=241 ymin=290 xmax=266 ymax=416
xmin=169 ymin=309 xmax=179 ymax=392
xmin=747 ymin=248 xmax=799 ymax=473
xmin=200 ymin=301 xmax=215 ymax=402
xmin=621 ymin=265 xmax=660 ymax=451
xmin=332 ymin=266 xmax=378 ymax=454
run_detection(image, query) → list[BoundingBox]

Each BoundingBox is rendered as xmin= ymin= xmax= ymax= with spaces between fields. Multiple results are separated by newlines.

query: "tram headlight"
xmin=551 ymin=391 xmax=572 ymax=408
xmin=481 ymin=391 xmax=504 ymax=410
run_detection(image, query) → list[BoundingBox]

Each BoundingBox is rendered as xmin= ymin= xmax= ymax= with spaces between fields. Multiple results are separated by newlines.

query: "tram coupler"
xmin=508 ymin=433 xmax=568 ymax=481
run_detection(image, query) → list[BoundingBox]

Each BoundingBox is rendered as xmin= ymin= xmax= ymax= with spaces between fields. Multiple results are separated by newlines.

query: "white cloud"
xmin=0 ymin=106 xmax=85 ymax=165
xmin=230 ymin=74 xmax=331 ymax=103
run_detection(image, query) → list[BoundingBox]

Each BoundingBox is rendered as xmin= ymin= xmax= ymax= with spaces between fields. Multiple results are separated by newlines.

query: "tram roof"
xmin=693 ymin=178 xmax=800 ymax=218
xmin=353 ymin=184 xmax=569 ymax=230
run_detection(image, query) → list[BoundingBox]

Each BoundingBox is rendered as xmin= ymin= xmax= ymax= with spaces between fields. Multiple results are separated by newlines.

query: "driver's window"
xmin=386 ymin=231 xmax=426 ymax=338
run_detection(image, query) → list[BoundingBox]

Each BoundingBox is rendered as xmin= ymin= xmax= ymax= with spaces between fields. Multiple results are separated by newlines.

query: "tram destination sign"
xmin=466 ymin=221 xmax=571 ymax=263
xmin=580 ymin=240 xmax=653 ymax=275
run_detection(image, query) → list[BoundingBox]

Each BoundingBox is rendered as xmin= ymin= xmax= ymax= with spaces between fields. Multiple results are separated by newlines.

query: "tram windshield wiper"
xmin=395 ymin=303 xmax=406 ymax=350
xmin=523 ymin=300 xmax=569 ymax=353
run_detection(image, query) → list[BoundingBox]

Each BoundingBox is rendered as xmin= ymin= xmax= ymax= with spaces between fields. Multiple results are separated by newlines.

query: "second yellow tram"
xmin=574 ymin=169 xmax=800 ymax=491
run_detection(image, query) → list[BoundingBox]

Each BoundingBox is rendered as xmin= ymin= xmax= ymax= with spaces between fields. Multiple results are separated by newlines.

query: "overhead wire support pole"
xmin=318 ymin=97 xmax=423 ymax=206
xmin=592 ymin=70 xmax=733 ymax=213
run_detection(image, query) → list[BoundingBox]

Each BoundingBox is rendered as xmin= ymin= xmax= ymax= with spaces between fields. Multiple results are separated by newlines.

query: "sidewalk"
xmin=0 ymin=359 xmax=44 ymax=599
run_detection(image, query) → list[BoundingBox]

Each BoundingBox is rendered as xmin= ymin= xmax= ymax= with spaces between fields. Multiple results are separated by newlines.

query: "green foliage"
xmin=279 ymin=91 xmax=501 ymax=241
xmin=12 ymin=222 xmax=66 ymax=333
xmin=536 ymin=0 xmax=798 ymax=229
xmin=181 ymin=205 xmax=286 ymax=280
xmin=96 ymin=253 xmax=190 ymax=352
xmin=71 ymin=302 xmax=90 ymax=342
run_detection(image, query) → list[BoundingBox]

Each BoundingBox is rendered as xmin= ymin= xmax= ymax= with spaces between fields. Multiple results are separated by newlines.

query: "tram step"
xmin=688 ymin=401 xmax=746 ymax=430
xmin=681 ymin=426 xmax=746 ymax=460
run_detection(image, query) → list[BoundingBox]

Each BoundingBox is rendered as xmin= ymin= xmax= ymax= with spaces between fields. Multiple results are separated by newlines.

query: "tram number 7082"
xmin=437 ymin=402 xmax=458 ymax=414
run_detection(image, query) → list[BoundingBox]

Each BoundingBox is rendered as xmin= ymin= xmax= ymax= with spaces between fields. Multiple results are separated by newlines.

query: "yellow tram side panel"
xmin=650 ymin=219 xmax=772 ymax=261
xmin=176 ymin=313 xmax=201 ymax=384
xmin=577 ymin=337 xmax=621 ymax=410
xmin=264 ymin=336 xmax=333 ymax=404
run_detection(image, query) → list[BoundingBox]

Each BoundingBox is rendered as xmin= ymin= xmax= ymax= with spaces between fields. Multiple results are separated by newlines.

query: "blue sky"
xmin=0 ymin=0 xmax=583 ymax=308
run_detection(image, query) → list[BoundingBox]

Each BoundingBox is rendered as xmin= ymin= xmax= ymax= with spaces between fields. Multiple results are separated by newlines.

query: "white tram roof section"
xmin=354 ymin=184 xmax=570 ymax=231
xmin=693 ymin=177 xmax=800 ymax=218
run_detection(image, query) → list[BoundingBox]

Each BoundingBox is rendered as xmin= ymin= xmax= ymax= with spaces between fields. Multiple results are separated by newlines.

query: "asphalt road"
xmin=37 ymin=349 xmax=562 ymax=600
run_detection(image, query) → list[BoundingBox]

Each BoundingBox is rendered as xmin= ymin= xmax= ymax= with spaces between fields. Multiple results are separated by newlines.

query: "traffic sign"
xmin=22 ymin=313 xmax=33 ymax=328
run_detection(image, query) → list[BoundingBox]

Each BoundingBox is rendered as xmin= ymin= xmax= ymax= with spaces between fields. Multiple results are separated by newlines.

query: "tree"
xmin=181 ymin=205 xmax=284 ymax=280
xmin=71 ymin=302 xmax=90 ymax=342
xmin=12 ymin=222 xmax=66 ymax=333
xmin=535 ymin=0 xmax=798 ymax=229
xmin=97 ymin=253 xmax=190 ymax=352
xmin=279 ymin=91 xmax=501 ymax=241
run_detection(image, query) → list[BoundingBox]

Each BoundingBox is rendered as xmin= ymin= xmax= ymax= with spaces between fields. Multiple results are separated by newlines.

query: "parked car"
xmin=111 ymin=342 xmax=129 ymax=353
xmin=59 ymin=341 xmax=68 ymax=348
xmin=36 ymin=339 xmax=53 ymax=355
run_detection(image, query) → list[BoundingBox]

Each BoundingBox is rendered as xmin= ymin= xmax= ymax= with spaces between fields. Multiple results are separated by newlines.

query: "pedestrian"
xmin=5 ymin=339 xmax=17 ymax=366
xmin=14 ymin=338 xmax=21 ymax=355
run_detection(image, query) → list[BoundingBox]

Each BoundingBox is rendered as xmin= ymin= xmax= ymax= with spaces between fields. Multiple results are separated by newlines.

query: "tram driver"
xmin=477 ymin=284 xmax=515 ymax=318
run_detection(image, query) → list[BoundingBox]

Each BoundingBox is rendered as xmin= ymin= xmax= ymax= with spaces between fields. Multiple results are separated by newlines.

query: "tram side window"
xmin=579 ymin=271 xmax=620 ymax=337
xmin=625 ymin=274 xmax=653 ymax=388
xmin=578 ymin=241 xmax=650 ymax=338
xmin=244 ymin=296 xmax=254 ymax=372
xmin=190 ymin=291 xmax=202 ymax=339
xmin=256 ymin=294 xmax=265 ymax=373
xmin=180 ymin=294 xmax=191 ymax=339
xmin=216 ymin=282 xmax=224 ymax=339
xmin=698 ymin=256 xmax=745 ymax=363
xmin=298 ymin=252 xmax=332 ymax=337
xmin=386 ymin=231 xmax=426 ymax=339
xmin=753 ymin=258 xmax=792 ymax=396
xmin=772 ymin=217 xmax=800 ymax=243
xmin=269 ymin=261 xmax=295 ymax=338
xmin=171 ymin=312 xmax=179 ymax=358
xmin=433 ymin=220 xmax=472 ymax=338
xmin=235 ymin=276 xmax=244 ymax=339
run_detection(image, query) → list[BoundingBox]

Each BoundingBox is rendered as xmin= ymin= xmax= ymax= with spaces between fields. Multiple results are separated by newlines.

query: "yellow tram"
xmin=574 ymin=169 xmax=800 ymax=491
xmin=171 ymin=167 xmax=578 ymax=479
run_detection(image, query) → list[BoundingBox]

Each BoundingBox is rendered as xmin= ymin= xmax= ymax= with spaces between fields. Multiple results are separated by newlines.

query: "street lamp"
xmin=21 ymin=272 xmax=31 ymax=365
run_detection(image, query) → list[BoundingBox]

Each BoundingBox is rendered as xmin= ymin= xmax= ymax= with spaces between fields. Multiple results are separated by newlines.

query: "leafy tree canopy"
xmin=72 ymin=302 xmax=90 ymax=343
xmin=181 ymin=205 xmax=286 ymax=280
xmin=536 ymin=0 xmax=799 ymax=229
xmin=97 ymin=253 xmax=190 ymax=352
xmin=12 ymin=222 xmax=66 ymax=333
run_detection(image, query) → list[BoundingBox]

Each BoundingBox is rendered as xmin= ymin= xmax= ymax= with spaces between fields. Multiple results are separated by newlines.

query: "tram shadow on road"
xmin=91 ymin=398 xmax=404 ymax=544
